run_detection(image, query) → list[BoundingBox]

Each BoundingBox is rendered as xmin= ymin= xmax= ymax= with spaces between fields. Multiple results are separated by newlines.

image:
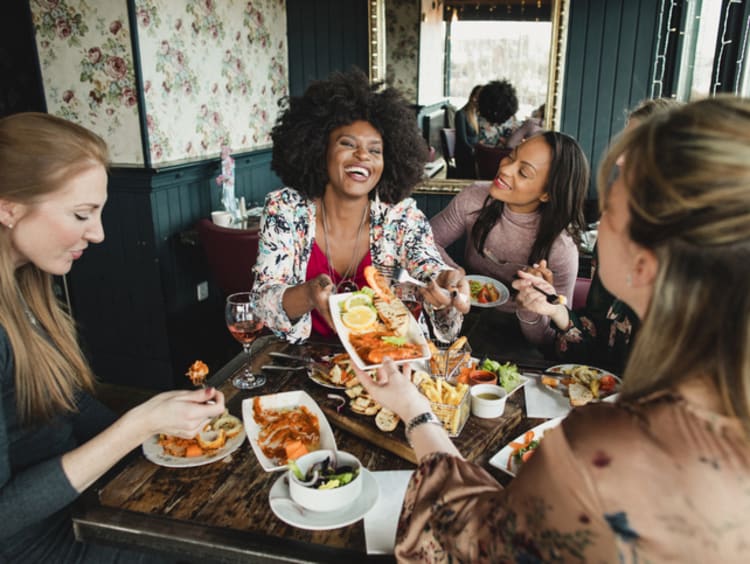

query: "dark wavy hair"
xmin=471 ymin=131 xmax=589 ymax=264
xmin=477 ymin=79 xmax=519 ymax=125
xmin=270 ymin=69 xmax=429 ymax=203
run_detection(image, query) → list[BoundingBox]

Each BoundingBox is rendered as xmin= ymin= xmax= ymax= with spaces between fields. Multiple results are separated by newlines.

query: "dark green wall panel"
xmin=69 ymin=149 xmax=279 ymax=389
xmin=286 ymin=0 xmax=369 ymax=96
xmin=561 ymin=0 xmax=660 ymax=201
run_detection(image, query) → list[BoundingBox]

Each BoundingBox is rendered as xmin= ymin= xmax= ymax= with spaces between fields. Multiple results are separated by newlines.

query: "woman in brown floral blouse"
xmin=356 ymin=96 xmax=750 ymax=562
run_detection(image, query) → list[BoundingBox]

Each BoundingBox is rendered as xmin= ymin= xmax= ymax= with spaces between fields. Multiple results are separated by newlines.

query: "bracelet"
xmin=404 ymin=412 xmax=443 ymax=446
xmin=515 ymin=309 xmax=541 ymax=325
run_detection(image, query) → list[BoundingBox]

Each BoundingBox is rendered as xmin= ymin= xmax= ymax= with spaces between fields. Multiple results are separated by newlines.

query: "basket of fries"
xmin=427 ymin=336 xmax=472 ymax=383
xmin=416 ymin=376 xmax=470 ymax=437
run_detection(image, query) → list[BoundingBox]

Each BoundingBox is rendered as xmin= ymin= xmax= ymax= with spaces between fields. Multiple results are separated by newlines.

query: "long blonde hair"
xmin=0 ymin=113 xmax=109 ymax=425
xmin=598 ymin=96 xmax=750 ymax=431
xmin=464 ymin=84 xmax=482 ymax=133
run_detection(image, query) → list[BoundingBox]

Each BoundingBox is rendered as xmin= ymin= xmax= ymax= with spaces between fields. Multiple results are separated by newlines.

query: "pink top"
xmin=306 ymin=242 xmax=372 ymax=337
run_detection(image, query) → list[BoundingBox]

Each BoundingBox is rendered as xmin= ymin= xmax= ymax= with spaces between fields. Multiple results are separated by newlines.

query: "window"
xmin=448 ymin=20 xmax=551 ymax=118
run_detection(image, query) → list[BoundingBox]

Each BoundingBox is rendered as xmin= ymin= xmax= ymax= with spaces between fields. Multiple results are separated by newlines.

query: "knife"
xmin=268 ymin=352 xmax=312 ymax=363
xmin=261 ymin=364 xmax=307 ymax=372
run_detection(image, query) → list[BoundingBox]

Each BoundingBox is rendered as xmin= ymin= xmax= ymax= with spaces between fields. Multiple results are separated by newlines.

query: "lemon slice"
xmin=342 ymin=293 xmax=373 ymax=312
xmin=341 ymin=305 xmax=377 ymax=332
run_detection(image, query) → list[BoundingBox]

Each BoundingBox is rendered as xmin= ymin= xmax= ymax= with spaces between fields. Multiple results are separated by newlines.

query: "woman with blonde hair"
xmin=0 ymin=113 xmax=225 ymax=562
xmin=356 ymin=96 xmax=750 ymax=561
xmin=454 ymin=84 xmax=482 ymax=178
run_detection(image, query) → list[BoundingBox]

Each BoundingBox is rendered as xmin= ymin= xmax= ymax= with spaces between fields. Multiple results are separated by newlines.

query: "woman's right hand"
xmin=353 ymin=358 xmax=431 ymax=422
xmin=305 ymin=273 xmax=336 ymax=330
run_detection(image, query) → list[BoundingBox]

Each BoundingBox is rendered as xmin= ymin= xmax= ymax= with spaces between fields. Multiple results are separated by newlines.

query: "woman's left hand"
xmin=420 ymin=269 xmax=471 ymax=314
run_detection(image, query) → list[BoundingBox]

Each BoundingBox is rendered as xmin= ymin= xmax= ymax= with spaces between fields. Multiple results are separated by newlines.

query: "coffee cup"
xmin=211 ymin=211 xmax=233 ymax=227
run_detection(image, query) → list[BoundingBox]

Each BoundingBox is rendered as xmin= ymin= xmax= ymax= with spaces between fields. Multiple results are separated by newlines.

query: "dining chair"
xmin=474 ymin=143 xmax=511 ymax=180
xmin=195 ymin=218 xmax=260 ymax=297
xmin=572 ymin=277 xmax=593 ymax=310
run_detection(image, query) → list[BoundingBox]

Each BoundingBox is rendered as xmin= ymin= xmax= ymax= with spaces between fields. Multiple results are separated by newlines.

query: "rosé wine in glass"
xmin=225 ymin=292 xmax=265 ymax=389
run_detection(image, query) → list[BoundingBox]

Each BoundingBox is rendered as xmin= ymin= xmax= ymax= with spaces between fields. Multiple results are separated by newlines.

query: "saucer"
xmin=269 ymin=468 xmax=379 ymax=530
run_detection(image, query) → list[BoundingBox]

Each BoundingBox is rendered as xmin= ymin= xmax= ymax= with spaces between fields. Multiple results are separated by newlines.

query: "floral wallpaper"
xmin=386 ymin=0 xmax=419 ymax=104
xmin=137 ymin=0 xmax=287 ymax=165
xmin=31 ymin=0 xmax=144 ymax=164
xmin=29 ymin=0 xmax=288 ymax=167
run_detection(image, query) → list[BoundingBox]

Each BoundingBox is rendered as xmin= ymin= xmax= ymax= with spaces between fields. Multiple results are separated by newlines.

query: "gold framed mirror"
xmin=368 ymin=0 xmax=569 ymax=132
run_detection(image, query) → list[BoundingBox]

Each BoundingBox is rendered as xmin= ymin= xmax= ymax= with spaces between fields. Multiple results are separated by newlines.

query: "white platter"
xmin=328 ymin=292 xmax=431 ymax=371
xmin=269 ymin=468 xmax=379 ymax=530
xmin=242 ymin=391 xmax=337 ymax=472
xmin=142 ymin=427 xmax=246 ymax=468
xmin=488 ymin=416 xmax=565 ymax=477
xmin=466 ymin=275 xmax=510 ymax=308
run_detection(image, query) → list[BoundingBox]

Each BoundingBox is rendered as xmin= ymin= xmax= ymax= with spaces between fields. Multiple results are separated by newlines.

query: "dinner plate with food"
xmin=488 ymin=416 xmax=565 ymax=476
xmin=143 ymin=410 xmax=246 ymax=468
xmin=465 ymin=275 xmax=510 ymax=308
xmin=307 ymin=353 xmax=357 ymax=390
xmin=540 ymin=364 xmax=621 ymax=406
xmin=328 ymin=266 xmax=430 ymax=371
xmin=242 ymin=391 xmax=337 ymax=472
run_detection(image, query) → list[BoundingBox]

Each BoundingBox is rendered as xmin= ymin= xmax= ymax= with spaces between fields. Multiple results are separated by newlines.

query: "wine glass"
xmin=225 ymin=292 xmax=266 ymax=389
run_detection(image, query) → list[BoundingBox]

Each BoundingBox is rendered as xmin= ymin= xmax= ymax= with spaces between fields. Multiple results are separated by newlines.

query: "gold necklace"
xmin=320 ymin=199 xmax=369 ymax=294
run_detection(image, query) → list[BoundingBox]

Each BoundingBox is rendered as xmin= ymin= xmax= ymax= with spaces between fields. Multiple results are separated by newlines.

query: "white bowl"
xmin=211 ymin=210 xmax=233 ymax=227
xmin=288 ymin=450 xmax=362 ymax=512
xmin=470 ymin=384 xmax=508 ymax=418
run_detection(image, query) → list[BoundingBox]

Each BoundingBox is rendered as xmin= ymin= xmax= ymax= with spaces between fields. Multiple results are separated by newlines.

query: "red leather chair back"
xmin=572 ymin=277 xmax=593 ymax=310
xmin=195 ymin=218 xmax=260 ymax=297
xmin=474 ymin=143 xmax=511 ymax=180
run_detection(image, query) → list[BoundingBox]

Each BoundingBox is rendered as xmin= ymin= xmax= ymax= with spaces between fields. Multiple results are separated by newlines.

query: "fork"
xmin=531 ymin=285 xmax=566 ymax=305
xmin=390 ymin=266 xmax=456 ymax=300
xmin=482 ymin=248 xmax=531 ymax=271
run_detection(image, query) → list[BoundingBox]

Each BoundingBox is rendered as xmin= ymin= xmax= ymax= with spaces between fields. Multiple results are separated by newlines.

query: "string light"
xmin=651 ymin=0 xmax=677 ymax=98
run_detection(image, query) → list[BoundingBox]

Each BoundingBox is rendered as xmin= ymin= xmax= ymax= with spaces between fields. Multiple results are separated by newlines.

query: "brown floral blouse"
xmin=395 ymin=393 xmax=750 ymax=562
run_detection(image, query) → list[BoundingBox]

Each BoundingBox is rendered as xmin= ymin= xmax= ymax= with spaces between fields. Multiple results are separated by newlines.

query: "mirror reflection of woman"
xmin=430 ymin=131 xmax=588 ymax=344
xmin=252 ymin=70 xmax=470 ymax=343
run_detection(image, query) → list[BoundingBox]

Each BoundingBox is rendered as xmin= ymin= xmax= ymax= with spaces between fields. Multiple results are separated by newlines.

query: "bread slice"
xmin=373 ymin=295 xmax=410 ymax=336
xmin=569 ymin=382 xmax=594 ymax=407
xmin=375 ymin=408 xmax=400 ymax=432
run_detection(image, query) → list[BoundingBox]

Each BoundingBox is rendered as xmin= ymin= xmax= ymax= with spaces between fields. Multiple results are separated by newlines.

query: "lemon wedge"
xmin=341 ymin=305 xmax=377 ymax=332
xmin=342 ymin=293 xmax=373 ymax=312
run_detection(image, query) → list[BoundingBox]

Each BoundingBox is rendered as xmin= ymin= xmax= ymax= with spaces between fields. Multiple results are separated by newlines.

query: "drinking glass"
xmin=225 ymin=292 xmax=266 ymax=389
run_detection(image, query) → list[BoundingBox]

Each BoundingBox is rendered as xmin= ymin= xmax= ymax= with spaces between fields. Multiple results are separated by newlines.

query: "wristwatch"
xmin=405 ymin=412 xmax=443 ymax=446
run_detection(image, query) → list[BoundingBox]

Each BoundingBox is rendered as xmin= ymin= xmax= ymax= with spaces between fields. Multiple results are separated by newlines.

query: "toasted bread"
xmin=375 ymin=408 xmax=400 ymax=432
xmin=373 ymin=295 xmax=410 ymax=336
xmin=569 ymin=382 xmax=594 ymax=407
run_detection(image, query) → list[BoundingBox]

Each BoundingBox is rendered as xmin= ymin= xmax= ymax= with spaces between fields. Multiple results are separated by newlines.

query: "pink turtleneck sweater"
xmin=429 ymin=182 xmax=578 ymax=344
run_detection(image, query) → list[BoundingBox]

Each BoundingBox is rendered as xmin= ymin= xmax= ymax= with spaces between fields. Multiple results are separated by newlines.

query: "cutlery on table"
xmin=269 ymin=351 xmax=314 ymax=363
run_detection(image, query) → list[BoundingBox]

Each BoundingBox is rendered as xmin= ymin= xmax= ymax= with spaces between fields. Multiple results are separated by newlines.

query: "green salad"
xmin=480 ymin=359 xmax=522 ymax=392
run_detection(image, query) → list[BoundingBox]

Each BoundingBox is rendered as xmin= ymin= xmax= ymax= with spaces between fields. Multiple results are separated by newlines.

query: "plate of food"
xmin=488 ymin=416 xmax=565 ymax=476
xmin=328 ymin=274 xmax=430 ymax=371
xmin=242 ymin=391 xmax=337 ymax=472
xmin=307 ymin=353 xmax=357 ymax=390
xmin=540 ymin=364 xmax=621 ymax=406
xmin=143 ymin=411 xmax=246 ymax=468
xmin=466 ymin=275 xmax=510 ymax=308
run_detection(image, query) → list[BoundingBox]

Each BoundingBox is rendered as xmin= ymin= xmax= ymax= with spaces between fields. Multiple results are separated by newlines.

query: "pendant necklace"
xmin=320 ymin=199 xmax=369 ymax=294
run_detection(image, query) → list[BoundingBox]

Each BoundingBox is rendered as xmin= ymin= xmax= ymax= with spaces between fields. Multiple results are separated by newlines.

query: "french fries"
xmin=417 ymin=377 xmax=470 ymax=436
xmin=427 ymin=339 xmax=471 ymax=379
xmin=419 ymin=377 xmax=468 ymax=405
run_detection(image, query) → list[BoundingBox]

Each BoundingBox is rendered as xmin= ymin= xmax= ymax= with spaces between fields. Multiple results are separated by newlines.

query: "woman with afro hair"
xmin=251 ymin=69 xmax=470 ymax=342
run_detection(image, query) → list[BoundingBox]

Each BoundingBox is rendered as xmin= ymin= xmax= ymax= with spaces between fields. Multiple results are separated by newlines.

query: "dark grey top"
xmin=0 ymin=326 xmax=166 ymax=563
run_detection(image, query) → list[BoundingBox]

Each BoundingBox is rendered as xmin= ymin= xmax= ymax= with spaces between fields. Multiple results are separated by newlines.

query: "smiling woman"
xmin=251 ymin=69 xmax=471 ymax=343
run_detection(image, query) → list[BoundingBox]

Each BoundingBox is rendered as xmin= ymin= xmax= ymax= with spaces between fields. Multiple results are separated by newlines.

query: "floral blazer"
xmin=251 ymin=187 xmax=462 ymax=343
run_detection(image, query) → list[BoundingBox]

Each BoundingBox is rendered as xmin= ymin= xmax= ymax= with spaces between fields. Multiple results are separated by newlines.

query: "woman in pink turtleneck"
xmin=430 ymin=131 xmax=588 ymax=344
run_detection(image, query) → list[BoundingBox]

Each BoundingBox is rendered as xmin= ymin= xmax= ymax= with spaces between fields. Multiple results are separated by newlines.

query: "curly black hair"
xmin=477 ymin=79 xmax=519 ymax=125
xmin=270 ymin=69 xmax=429 ymax=204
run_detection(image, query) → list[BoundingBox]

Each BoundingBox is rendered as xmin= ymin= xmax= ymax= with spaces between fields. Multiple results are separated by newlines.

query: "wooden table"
xmin=73 ymin=332 xmax=553 ymax=563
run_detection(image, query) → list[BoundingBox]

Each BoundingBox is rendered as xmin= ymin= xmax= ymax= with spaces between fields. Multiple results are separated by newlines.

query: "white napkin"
xmin=364 ymin=470 xmax=414 ymax=555
xmin=523 ymin=377 xmax=571 ymax=419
